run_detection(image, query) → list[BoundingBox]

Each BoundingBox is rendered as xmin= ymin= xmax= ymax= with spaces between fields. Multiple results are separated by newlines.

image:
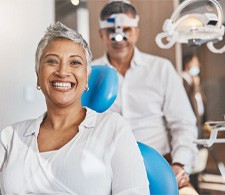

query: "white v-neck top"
xmin=0 ymin=108 xmax=149 ymax=194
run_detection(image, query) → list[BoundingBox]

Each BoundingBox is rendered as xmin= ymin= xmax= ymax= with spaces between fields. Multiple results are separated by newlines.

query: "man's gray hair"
xmin=35 ymin=22 xmax=92 ymax=74
xmin=100 ymin=1 xmax=137 ymax=20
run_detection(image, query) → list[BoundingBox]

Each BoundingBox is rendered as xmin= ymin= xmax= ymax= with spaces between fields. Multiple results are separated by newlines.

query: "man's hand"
xmin=171 ymin=163 xmax=190 ymax=188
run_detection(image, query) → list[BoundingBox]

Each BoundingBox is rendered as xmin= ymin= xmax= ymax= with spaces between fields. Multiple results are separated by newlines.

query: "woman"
xmin=0 ymin=22 xmax=149 ymax=194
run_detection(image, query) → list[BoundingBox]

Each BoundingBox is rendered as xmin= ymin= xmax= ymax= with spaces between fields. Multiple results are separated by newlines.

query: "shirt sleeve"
xmin=162 ymin=61 xmax=198 ymax=170
xmin=110 ymin=114 xmax=149 ymax=195
xmin=0 ymin=127 xmax=9 ymax=172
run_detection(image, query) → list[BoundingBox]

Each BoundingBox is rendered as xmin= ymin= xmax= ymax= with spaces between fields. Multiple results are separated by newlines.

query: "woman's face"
xmin=37 ymin=38 xmax=88 ymax=108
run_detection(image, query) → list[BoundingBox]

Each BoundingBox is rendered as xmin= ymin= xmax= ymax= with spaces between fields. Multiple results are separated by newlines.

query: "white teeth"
xmin=52 ymin=82 xmax=72 ymax=89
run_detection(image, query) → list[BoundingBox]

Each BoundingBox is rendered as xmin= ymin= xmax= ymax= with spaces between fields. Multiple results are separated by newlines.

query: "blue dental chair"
xmin=82 ymin=65 xmax=179 ymax=195
xmin=82 ymin=65 xmax=118 ymax=113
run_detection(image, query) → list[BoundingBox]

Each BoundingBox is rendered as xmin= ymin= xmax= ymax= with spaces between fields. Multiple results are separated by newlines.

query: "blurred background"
xmin=0 ymin=0 xmax=225 ymax=194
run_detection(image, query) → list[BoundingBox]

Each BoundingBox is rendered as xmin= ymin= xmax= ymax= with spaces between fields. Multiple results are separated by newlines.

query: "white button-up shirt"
xmin=0 ymin=108 xmax=149 ymax=194
xmin=92 ymin=48 xmax=198 ymax=170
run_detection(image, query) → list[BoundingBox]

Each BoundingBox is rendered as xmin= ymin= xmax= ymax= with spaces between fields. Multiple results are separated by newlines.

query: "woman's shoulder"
xmin=1 ymin=119 xmax=33 ymax=132
xmin=87 ymin=110 xmax=131 ymax=145
xmin=97 ymin=110 xmax=125 ymax=123
xmin=0 ymin=119 xmax=34 ymax=147
xmin=97 ymin=111 xmax=131 ymax=138
xmin=86 ymin=108 xmax=127 ymax=129
xmin=0 ymin=114 xmax=44 ymax=138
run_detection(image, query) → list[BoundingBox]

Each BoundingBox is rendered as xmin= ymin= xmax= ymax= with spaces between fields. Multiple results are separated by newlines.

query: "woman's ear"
xmin=87 ymin=65 xmax=92 ymax=77
xmin=36 ymin=76 xmax=41 ymax=90
xmin=85 ymin=66 xmax=91 ymax=90
xmin=36 ymin=76 xmax=39 ymax=87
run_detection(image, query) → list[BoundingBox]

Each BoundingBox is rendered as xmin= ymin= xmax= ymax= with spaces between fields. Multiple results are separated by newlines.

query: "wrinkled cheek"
xmin=77 ymin=76 xmax=88 ymax=92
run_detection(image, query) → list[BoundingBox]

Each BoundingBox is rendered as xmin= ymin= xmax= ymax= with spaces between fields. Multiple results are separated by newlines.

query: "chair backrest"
xmin=138 ymin=142 xmax=179 ymax=195
xmin=81 ymin=65 xmax=119 ymax=113
xmin=82 ymin=65 xmax=179 ymax=194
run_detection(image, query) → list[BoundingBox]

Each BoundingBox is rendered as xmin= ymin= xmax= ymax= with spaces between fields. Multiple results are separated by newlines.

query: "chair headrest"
xmin=81 ymin=65 xmax=119 ymax=113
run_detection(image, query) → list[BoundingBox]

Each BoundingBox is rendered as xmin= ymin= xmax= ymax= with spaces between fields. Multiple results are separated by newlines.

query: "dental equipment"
xmin=194 ymin=120 xmax=225 ymax=147
xmin=155 ymin=0 xmax=225 ymax=54
xmin=194 ymin=119 xmax=225 ymax=180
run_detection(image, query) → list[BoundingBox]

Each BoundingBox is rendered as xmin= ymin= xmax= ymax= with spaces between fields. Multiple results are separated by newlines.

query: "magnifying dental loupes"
xmin=110 ymin=26 xmax=127 ymax=42
xmin=99 ymin=13 xmax=139 ymax=42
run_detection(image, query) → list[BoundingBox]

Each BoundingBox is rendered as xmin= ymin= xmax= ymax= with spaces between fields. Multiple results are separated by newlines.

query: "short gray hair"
xmin=35 ymin=22 xmax=92 ymax=74
xmin=100 ymin=1 xmax=137 ymax=20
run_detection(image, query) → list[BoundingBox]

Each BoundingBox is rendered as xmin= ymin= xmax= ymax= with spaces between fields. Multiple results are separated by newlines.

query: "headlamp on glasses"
xmin=99 ymin=13 xmax=139 ymax=42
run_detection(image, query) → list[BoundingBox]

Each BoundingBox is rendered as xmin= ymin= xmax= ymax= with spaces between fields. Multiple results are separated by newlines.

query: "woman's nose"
xmin=55 ymin=63 xmax=70 ymax=77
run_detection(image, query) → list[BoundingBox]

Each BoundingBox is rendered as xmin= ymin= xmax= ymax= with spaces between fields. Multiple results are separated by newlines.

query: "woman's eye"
xmin=70 ymin=60 xmax=82 ymax=65
xmin=46 ymin=59 xmax=58 ymax=64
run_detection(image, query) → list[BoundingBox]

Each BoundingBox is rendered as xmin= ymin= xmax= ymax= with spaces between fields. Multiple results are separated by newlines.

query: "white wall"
xmin=0 ymin=0 xmax=55 ymax=129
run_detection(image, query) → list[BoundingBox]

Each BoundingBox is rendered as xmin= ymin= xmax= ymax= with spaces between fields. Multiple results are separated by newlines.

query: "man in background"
xmin=91 ymin=0 xmax=198 ymax=191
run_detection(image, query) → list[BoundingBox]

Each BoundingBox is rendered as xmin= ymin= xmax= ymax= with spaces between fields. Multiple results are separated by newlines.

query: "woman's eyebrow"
xmin=43 ymin=53 xmax=59 ymax=58
xmin=43 ymin=54 xmax=84 ymax=61
xmin=70 ymin=55 xmax=84 ymax=61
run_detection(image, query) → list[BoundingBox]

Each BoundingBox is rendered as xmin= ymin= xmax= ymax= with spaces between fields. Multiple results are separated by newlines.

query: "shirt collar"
xmin=80 ymin=107 xmax=97 ymax=129
xmin=24 ymin=113 xmax=46 ymax=137
xmin=101 ymin=52 xmax=111 ymax=65
xmin=24 ymin=108 xmax=98 ymax=137
xmin=131 ymin=47 xmax=145 ymax=68
xmin=103 ymin=47 xmax=145 ymax=69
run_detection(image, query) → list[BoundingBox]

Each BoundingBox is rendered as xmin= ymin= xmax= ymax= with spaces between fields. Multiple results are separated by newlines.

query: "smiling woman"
xmin=0 ymin=22 xmax=149 ymax=194
xmin=37 ymin=38 xmax=88 ymax=108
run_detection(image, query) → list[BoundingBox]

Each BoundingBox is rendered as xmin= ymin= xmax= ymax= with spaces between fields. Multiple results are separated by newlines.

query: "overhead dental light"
xmin=155 ymin=0 xmax=225 ymax=54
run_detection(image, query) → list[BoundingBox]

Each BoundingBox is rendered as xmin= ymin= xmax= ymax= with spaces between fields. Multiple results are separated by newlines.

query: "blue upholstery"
xmin=81 ymin=65 xmax=119 ymax=112
xmin=138 ymin=142 xmax=179 ymax=195
xmin=82 ymin=65 xmax=179 ymax=194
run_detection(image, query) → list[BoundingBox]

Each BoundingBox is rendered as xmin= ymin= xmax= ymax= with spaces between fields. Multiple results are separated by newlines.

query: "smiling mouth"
xmin=51 ymin=82 xmax=75 ymax=89
xmin=112 ymin=42 xmax=127 ymax=49
xmin=112 ymin=39 xmax=126 ymax=44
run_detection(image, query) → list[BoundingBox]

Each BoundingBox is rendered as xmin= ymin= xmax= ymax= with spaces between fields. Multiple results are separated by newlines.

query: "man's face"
xmin=99 ymin=13 xmax=140 ymax=61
